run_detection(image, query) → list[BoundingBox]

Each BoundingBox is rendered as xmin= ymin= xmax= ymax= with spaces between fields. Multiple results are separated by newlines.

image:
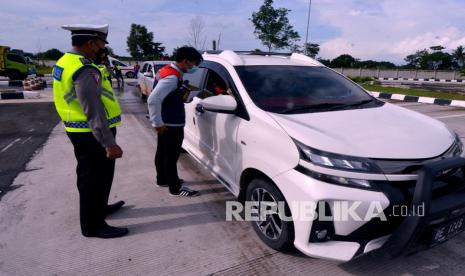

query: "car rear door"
xmin=138 ymin=62 xmax=149 ymax=93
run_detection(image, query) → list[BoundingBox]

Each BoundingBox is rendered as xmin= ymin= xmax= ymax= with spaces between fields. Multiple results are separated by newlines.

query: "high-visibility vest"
xmin=52 ymin=52 xmax=121 ymax=132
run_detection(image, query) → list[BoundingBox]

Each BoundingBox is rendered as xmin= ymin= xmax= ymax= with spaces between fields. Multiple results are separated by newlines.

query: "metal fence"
xmin=333 ymin=68 xmax=465 ymax=80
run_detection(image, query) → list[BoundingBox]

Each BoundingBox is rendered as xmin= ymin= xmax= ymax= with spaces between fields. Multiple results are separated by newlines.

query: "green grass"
xmin=362 ymin=84 xmax=465 ymax=101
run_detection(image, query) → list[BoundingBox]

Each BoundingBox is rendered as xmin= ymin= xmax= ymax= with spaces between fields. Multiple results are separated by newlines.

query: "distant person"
xmin=114 ymin=63 xmax=124 ymax=88
xmin=134 ymin=61 xmax=140 ymax=79
xmin=147 ymin=46 xmax=203 ymax=197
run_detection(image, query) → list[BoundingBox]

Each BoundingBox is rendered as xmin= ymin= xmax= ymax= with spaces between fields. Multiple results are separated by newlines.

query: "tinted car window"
xmin=197 ymin=70 xmax=229 ymax=99
xmin=183 ymin=68 xmax=206 ymax=91
xmin=153 ymin=64 xmax=165 ymax=74
xmin=113 ymin=60 xmax=127 ymax=67
xmin=7 ymin=54 xmax=26 ymax=64
xmin=235 ymin=66 xmax=379 ymax=114
xmin=141 ymin=63 xmax=149 ymax=73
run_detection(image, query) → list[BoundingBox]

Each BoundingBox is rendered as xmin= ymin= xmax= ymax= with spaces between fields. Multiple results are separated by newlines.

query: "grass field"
xmin=362 ymin=84 xmax=465 ymax=101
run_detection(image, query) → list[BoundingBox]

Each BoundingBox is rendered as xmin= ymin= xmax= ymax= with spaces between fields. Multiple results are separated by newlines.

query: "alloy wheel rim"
xmin=251 ymin=187 xmax=283 ymax=240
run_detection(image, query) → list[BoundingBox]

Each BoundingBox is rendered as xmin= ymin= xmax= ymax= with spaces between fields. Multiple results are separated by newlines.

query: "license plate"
xmin=430 ymin=216 xmax=465 ymax=246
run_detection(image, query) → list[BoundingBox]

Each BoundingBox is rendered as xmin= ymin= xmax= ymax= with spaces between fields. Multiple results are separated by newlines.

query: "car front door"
xmin=193 ymin=62 xmax=246 ymax=190
xmin=182 ymin=67 xmax=207 ymax=159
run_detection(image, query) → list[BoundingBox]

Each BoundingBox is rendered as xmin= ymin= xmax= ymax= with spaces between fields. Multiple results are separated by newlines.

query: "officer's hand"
xmin=106 ymin=144 xmax=123 ymax=159
xmin=155 ymin=126 xmax=168 ymax=135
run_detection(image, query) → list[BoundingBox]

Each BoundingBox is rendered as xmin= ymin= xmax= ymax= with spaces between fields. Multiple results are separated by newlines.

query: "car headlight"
xmin=293 ymin=140 xmax=382 ymax=190
xmin=294 ymin=140 xmax=382 ymax=173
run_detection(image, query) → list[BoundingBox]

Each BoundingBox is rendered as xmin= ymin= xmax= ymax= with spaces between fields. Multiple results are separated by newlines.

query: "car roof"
xmin=145 ymin=60 xmax=172 ymax=64
xmin=202 ymin=50 xmax=323 ymax=67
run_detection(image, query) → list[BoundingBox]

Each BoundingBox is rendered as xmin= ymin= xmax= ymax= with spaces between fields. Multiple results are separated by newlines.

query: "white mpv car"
xmin=181 ymin=50 xmax=465 ymax=261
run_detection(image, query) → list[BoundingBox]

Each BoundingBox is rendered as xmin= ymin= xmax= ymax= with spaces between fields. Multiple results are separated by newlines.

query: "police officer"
xmin=53 ymin=24 xmax=128 ymax=238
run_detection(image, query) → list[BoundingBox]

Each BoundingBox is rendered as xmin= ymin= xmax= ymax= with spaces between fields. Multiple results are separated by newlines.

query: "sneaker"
xmin=170 ymin=186 xmax=200 ymax=197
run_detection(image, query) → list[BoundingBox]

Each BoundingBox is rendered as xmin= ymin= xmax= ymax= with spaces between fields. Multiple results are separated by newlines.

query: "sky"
xmin=1 ymin=0 xmax=464 ymax=64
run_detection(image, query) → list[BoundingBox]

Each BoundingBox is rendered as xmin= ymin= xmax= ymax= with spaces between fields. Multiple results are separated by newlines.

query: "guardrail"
xmin=334 ymin=68 xmax=465 ymax=81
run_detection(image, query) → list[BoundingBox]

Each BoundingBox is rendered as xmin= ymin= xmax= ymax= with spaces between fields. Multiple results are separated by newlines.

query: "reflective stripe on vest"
xmin=53 ymin=53 xmax=121 ymax=132
xmin=64 ymin=115 xmax=121 ymax=129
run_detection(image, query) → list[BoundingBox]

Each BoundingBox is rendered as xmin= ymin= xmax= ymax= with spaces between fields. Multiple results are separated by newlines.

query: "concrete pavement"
xmin=2 ymin=87 xmax=465 ymax=275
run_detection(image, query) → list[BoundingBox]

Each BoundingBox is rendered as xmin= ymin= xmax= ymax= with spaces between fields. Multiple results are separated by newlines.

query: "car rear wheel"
xmin=137 ymin=85 xmax=147 ymax=101
xmin=126 ymin=71 xmax=135 ymax=78
xmin=246 ymin=178 xmax=294 ymax=251
xmin=7 ymin=70 xmax=24 ymax=80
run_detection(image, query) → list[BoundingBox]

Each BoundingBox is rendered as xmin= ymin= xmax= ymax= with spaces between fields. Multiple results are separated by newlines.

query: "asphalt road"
xmin=0 ymin=101 xmax=60 ymax=199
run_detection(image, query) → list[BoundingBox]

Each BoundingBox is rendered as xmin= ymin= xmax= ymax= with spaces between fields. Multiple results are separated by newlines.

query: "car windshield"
xmin=235 ymin=65 xmax=378 ymax=114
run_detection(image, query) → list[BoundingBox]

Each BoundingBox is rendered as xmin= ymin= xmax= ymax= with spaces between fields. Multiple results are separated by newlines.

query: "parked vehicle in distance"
xmin=0 ymin=45 xmax=36 ymax=80
xmin=137 ymin=60 xmax=172 ymax=99
xmin=108 ymin=57 xmax=136 ymax=78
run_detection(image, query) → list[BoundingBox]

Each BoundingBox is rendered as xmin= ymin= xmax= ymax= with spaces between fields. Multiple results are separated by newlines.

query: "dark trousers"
xmin=67 ymin=128 xmax=116 ymax=234
xmin=155 ymin=126 xmax=184 ymax=193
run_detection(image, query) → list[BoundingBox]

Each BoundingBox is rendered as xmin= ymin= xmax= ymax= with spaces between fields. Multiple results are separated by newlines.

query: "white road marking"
xmin=1 ymin=138 xmax=22 ymax=153
xmin=21 ymin=136 xmax=32 ymax=144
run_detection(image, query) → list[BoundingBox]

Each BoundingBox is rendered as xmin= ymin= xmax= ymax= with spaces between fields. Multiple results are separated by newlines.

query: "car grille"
xmin=372 ymin=140 xmax=462 ymax=174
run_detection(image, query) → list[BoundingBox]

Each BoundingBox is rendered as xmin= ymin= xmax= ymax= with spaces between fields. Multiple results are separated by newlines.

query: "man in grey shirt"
xmin=147 ymin=46 xmax=202 ymax=197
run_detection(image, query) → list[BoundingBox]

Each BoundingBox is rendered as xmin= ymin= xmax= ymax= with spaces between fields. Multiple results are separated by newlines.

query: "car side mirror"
xmin=198 ymin=95 xmax=237 ymax=114
xmin=143 ymin=72 xmax=153 ymax=78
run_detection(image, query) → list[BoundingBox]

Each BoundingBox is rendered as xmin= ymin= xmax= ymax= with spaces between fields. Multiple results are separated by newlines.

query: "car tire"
xmin=137 ymin=85 xmax=147 ymax=101
xmin=246 ymin=178 xmax=294 ymax=251
xmin=126 ymin=72 xmax=135 ymax=78
xmin=7 ymin=70 xmax=23 ymax=80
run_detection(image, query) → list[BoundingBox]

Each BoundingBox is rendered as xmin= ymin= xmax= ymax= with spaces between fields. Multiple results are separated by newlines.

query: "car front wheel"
xmin=126 ymin=71 xmax=135 ymax=78
xmin=246 ymin=178 xmax=294 ymax=251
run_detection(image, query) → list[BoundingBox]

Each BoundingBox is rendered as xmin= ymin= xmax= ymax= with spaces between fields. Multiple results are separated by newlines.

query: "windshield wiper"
xmin=335 ymin=99 xmax=375 ymax=109
xmin=281 ymin=103 xmax=347 ymax=114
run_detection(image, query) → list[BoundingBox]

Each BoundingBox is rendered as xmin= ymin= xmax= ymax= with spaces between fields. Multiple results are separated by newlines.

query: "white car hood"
xmin=269 ymin=103 xmax=454 ymax=159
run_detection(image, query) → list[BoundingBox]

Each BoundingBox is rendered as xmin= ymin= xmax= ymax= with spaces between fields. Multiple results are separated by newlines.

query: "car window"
xmin=141 ymin=63 xmax=149 ymax=73
xmin=147 ymin=64 xmax=152 ymax=74
xmin=183 ymin=68 xmax=207 ymax=95
xmin=153 ymin=64 xmax=166 ymax=75
xmin=235 ymin=65 xmax=377 ymax=114
xmin=112 ymin=60 xmax=127 ymax=67
xmin=197 ymin=70 xmax=231 ymax=99
xmin=7 ymin=54 xmax=26 ymax=64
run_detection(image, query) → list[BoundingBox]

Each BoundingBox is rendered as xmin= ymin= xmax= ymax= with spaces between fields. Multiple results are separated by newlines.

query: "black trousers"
xmin=67 ymin=128 xmax=116 ymax=234
xmin=155 ymin=126 xmax=184 ymax=193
